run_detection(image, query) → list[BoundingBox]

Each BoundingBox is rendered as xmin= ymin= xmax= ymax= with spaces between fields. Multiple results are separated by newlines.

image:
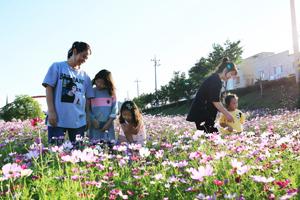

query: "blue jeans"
xmin=48 ymin=125 xmax=86 ymax=145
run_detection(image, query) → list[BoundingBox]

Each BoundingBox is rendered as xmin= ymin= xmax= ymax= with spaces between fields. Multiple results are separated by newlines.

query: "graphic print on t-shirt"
xmin=236 ymin=112 xmax=242 ymax=119
xmin=61 ymin=78 xmax=82 ymax=105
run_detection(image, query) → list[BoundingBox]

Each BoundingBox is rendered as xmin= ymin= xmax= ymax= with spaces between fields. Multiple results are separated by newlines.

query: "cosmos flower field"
xmin=0 ymin=109 xmax=300 ymax=199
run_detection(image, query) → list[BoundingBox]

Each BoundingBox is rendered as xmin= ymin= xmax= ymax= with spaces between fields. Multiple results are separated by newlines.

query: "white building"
xmin=253 ymin=50 xmax=298 ymax=82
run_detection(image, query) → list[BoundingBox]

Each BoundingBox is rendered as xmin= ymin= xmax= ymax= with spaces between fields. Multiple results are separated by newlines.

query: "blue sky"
xmin=1 ymin=0 xmax=299 ymax=111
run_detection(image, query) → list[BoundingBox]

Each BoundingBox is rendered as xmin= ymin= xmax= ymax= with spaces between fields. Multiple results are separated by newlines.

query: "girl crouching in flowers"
xmin=117 ymin=101 xmax=146 ymax=146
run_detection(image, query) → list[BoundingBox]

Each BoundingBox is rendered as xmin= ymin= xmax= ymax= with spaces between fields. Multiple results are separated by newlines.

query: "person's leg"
xmin=195 ymin=119 xmax=218 ymax=133
xmin=195 ymin=121 xmax=205 ymax=131
xmin=48 ymin=126 xmax=66 ymax=145
xmin=67 ymin=125 xmax=86 ymax=144
xmin=204 ymin=119 xmax=218 ymax=133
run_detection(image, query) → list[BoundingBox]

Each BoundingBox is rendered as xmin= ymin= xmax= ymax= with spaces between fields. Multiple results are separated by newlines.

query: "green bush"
xmin=0 ymin=95 xmax=44 ymax=121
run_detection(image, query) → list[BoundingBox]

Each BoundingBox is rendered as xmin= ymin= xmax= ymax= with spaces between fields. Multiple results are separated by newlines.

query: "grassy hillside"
xmin=144 ymin=76 xmax=299 ymax=116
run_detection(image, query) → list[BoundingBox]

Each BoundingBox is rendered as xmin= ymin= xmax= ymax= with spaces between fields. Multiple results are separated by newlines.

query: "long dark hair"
xmin=214 ymin=57 xmax=238 ymax=76
xmin=119 ymin=101 xmax=142 ymax=128
xmin=67 ymin=41 xmax=92 ymax=59
xmin=92 ymin=69 xmax=116 ymax=97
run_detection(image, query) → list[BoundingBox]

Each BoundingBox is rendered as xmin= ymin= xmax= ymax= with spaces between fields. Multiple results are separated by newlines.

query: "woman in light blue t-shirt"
xmin=42 ymin=41 xmax=94 ymax=145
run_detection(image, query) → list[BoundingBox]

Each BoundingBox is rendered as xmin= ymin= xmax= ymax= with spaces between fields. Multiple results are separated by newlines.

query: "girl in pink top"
xmin=118 ymin=101 xmax=146 ymax=146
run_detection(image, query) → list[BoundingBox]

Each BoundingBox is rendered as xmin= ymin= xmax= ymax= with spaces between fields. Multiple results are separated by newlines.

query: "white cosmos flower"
xmin=21 ymin=169 xmax=33 ymax=177
xmin=139 ymin=147 xmax=150 ymax=158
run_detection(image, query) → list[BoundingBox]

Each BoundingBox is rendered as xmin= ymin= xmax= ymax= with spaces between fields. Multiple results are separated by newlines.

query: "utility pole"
xmin=151 ymin=55 xmax=160 ymax=106
xmin=134 ymin=78 xmax=141 ymax=97
xmin=127 ymin=91 xmax=129 ymax=100
xmin=290 ymin=0 xmax=299 ymax=82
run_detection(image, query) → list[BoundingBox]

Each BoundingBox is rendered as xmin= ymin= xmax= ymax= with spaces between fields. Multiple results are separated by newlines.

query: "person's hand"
xmin=48 ymin=111 xmax=58 ymax=127
xmin=227 ymin=126 xmax=233 ymax=132
xmin=101 ymin=122 xmax=111 ymax=132
xmin=92 ymin=118 xmax=100 ymax=130
xmin=225 ymin=113 xmax=234 ymax=123
xmin=125 ymin=124 xmax=131 ymax=131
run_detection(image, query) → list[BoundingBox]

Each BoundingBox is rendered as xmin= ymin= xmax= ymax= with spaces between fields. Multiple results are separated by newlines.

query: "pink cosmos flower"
xmin=231 ymin=158 xmax=243 ymax=169
xmin=2 ymin=163 xmax=22 ymax=178
xmin=155 ymin=150 xmax=164 ymax=159
xmin=153 ymin=173 xmax=165 ymax=180
xmin=191 ymin=164 xmax=214 ymax=181
xmin=249 ymin=175 xmax=275 ymax=183
xmin=71 ymin=175 xmax=79 ymax=181
xmin=236 ymin=165 xmax=250 ymax=175
xmin=108 ymin=195 xmax=116 ymax=199
xmin=51 ymin=146 xmax=64 ymax=153
xmin=127 ymin=191 xmax=134 ymax=195
xmin=178 ymin=160 xmax=188 ymax=167
xmin=277 ymin=193 xmax=296 ymax=200
xmin=167 ymin=175 xmax=179 ymax=183
xmin=267 ymin=194 xmax=276 ymax=199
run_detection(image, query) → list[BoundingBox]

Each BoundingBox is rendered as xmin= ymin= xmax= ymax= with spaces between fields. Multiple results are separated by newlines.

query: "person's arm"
xmin=126 ymin=125 xmax=139 ymax=135
xmin=120 ymin=123 xmax=134 ymax=143
xmin=102 ymin=95 xmax=117 ymax=131
xmin=212 ymin=102 xmax=234 ymax=123
xmin=85 ymin=99 xmax=90 ymax=131
xmin=46 ymin=85 xmax=57 ymax=127
xmin=219 ymin=113 xmax=233 ymax=132
xmin=102 ymin=117 xmax=114 ymax=132
xmin=124 ymin=130 xmax=134 ymax=143
xmin=220 ymin=123 xmax=233 ymax=132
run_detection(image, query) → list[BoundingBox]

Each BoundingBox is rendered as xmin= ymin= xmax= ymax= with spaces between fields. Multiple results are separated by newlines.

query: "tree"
xmin=207 ymin=39 xmax=243 ymax=68
xmin=169 ymin=71 xmax=186 ymax=108
xmin=189 ymin=39 xmax=244 ymax=87
xmin=182 ymin=78 xmax=196 ymax=105
xmin=133 ymin=93 xmax=149 ymax=110
xmin=145 ymin=93 xmax=156 ymax=111
xmin=158 ymin=85 xmax=170 ymax=107
xmin=188 ymin=57 xmax=211 ymax=87
xmin=0 ymin=95 xmax=44 ymax=122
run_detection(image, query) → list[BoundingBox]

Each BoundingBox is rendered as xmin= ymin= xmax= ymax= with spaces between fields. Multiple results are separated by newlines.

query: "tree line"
xmin=133 ymin=39 xmax=244 ymax=110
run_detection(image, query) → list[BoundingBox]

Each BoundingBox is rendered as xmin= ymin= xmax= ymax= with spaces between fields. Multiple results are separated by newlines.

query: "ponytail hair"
xmin=92 ymin=69 xmax=116 ymax=98
xmin=214 ymin=57 xmax=238 ymax=76
xmin=67 ymin=41 xmax=92 ymax=59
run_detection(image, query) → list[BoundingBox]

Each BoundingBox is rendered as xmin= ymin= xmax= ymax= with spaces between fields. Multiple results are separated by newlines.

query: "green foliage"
xmin=189 ymin=39 xmax=244 ymax=87
xmin=133 ymin=93 xmax=151 ymax=110
xmin=169 ymin=71 xmax=187 ymax=107
xmin=188 ymin=57 xmax=211 ymax=87
xmin=0 ymin=95 xmax=44 ymax=121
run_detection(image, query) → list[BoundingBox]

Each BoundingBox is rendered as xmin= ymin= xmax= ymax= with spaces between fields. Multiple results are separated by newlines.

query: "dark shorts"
xmin=47 ymin=125 xmax=86 ymax=145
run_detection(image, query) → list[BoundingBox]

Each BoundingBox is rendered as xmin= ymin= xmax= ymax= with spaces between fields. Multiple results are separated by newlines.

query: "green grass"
xmin=144 ymin=80 xmax=299 ymax=116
